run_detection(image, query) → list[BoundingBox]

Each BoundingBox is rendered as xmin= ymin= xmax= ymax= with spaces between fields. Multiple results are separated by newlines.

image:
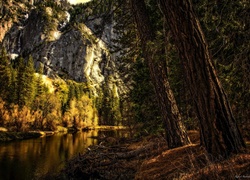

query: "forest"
xmin=0 ymin=0 xmax=249 ymax=179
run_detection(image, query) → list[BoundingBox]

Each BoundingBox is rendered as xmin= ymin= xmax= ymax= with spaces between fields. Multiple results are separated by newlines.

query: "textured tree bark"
xmin=158 ymin=0 xmax=246 ymax=157
xmin=130 ymin=0 xmax=191 ymax=148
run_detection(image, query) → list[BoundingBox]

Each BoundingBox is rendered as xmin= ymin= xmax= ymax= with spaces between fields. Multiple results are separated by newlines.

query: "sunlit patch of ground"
xmin=135 ymin=131 xmax=250 ymax=180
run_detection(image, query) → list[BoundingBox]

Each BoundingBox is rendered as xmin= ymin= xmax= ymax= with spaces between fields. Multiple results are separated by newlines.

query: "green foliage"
xmin=193 ymin=0 xmax=250 ymax=124
xmin=15 ymin=56 xmax=36 ymax=108
xmin=0 ymin=49 xmax=98 ymax=131
xmin=130 ymin=58 xmax=162 ymax=133
xmin=69 ymin=0 xmax=115 ymax=23
xmin=111 ymin=1 xmax=139 ymax=59
xmin=62 ymin=95 xmax=98 ymax=128
xmin=96 ymin=83 xmax=122 ymax=126
xmin=53 ymin=79 xmax=69 ymax=112
xmin=3 ymin=0 xmax=248 ymax=134
xmin=34 ymin=70 xmax=49 ymax=99
xmin=8 ymin=66 xmax=18 ymax=105
xmin=61 ymin=80 xmax=89 ymax=114
xmin=93 ymin=0 xmax=164 ymax=132
xmin=36 ymin=0 xmax=69 ymax=41
xmin=0 ymin=48 xmax=11 ymax=101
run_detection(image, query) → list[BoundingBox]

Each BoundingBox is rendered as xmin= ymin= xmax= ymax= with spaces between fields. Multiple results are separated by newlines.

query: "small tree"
xmin=16 ymin=56 xmax=36 ymax=108
xmin=0 ymin=48 xmax=11 ymax=101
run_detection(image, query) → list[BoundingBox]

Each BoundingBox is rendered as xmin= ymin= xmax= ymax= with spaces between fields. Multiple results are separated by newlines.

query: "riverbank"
xmin=56 ymin=131 xmax=250 ymax=180
xmin=0 ymin=131 xmax=43 ymax=142
xmin=0 ymin=125 xmax=64 ymax=142
xmin=82 ymin=125 xmax=128 ymax=131
xmin=0 ymin=125 xmax=128 ymax=142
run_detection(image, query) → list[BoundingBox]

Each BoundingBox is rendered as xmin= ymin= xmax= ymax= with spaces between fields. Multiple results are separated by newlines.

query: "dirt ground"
xmin=135 ymin=131 xmax=250 ymax=180
xmin=57 ymin=130 xmax=250 ymax=180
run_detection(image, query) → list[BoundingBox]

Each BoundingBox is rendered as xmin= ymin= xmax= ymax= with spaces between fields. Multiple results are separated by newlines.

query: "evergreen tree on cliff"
xmin=158 ymin=0 xmax=246 ymax=157
xmin=0 ymin=48 xmax=11 ymax=101
xmin=35 ymin=65 xmax=47 ymax=98
xmin=16 ymin=56 xmax=36 ymax=107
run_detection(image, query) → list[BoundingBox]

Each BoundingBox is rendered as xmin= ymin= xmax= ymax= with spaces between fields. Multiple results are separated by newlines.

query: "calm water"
xmin=0 ymin=130 xmax=126 ymax=180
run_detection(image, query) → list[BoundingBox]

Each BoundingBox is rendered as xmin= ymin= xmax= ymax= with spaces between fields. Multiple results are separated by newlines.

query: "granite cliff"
xmin=0 ymin=0 xmax=129 ymax=98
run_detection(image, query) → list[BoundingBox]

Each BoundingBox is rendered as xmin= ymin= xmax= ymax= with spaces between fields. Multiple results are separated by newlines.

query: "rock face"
xmin=0 ymin=0 xmax=129 ymax=97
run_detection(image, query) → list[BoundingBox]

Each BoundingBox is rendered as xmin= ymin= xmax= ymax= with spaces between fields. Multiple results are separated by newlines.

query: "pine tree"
xmin=32 ymin=64 xmax=50 ymax=112
xmin=159 ymin=0 xmax=246 ymax=157
xmin=193 ymin=0 xmax=250 ymax=126
xmin=0 ymin=48 xmax=11 ymax=101
xmin=130 ymin=58 xmax=162 ymax=133
xmin=16 ymin=56 xmax=36 ymax=107
xmin=35 ymin=64 xmax=46 ymax=97
xmin=8 ymin=67 xmax=18 ymax=105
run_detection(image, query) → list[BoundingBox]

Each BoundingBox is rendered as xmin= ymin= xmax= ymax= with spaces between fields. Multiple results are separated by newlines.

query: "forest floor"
xmin=136 ymin=132 xmax=250 ymax=180
xmin=56 ymin=130 xmax=250 ymax=180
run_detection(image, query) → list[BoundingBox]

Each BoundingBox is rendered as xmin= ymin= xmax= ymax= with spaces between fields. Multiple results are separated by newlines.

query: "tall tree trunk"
xmin=159 ymin=0 xmax=246 ymax=157
xmin=130 ymin=0 xmax=190 ymax=148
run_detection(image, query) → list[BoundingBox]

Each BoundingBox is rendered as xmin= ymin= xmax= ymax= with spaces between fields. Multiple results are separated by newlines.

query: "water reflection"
xmin=0 ymin=130 xmax=102 ymax=180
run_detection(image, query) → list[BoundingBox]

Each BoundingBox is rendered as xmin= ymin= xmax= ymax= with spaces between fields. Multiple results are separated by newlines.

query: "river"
xmin=0 ymin=130 xmax=127 ymax=180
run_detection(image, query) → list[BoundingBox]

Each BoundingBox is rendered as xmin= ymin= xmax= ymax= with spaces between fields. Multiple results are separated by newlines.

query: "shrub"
xmin=10 ymin=105 xmax=32 ymax=132
xmin=0 ymin=98 xmax=10 ymax=126
xmin=44 ymin=113 xmax=58 ymax=131
xmin=32 ymin=110 xmax=44 ymax=130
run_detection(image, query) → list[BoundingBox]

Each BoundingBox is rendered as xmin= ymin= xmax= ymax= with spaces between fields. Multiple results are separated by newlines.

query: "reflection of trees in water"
xmin=98 ymin=130 xmax=115 ymax=138
xmin=0 ymin=130 xmax=129 ymax=179
xmin=0 ymin=131 xmax=99 ymax=179
xmin=98 ymin=130 xmax=129 ymax=140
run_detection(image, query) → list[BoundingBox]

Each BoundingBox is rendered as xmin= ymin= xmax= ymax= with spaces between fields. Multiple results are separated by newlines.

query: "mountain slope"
xmin=0 ymin=0 xmax=129 ymax=97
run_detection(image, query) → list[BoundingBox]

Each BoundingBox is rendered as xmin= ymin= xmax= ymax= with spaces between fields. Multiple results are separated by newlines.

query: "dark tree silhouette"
xmin=158 ymin=0 xmax=245 ymax=157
